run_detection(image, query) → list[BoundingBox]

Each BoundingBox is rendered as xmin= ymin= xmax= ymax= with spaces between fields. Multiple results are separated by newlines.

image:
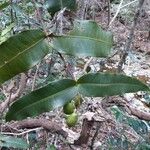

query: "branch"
xmin=74 ymin=118 xmax=94 ymax=145
xmin=0 ymin=73 xmax=26 ymax=114
xmin=102 ymin=96 xmax=150 ymax=121
xmin=1 ymin=118 xmax=68 ymax=138
xmin=128 ymin=105 xmax=150 ymax=121
xmin=31 ymin=63 xmax=40 ymax=91
xmin=1 ymin=127 xmax=42 ymax=136
xmin=118 ymin=0 xmax=145 ymax=72
xmin=109 ymin=0 xmax=124 ymax=27
xmin=90 ymin=122 xmax=101 ymax=150
xmin=83 ymin=57 xmax=93 ymax=73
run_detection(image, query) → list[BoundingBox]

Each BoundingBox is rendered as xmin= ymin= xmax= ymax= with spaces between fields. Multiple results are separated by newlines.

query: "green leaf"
xmin=46 ymin=0 xmax=76 ymax=17
xmin=0 ymin=134 xmax=29 ymax=149
xmin=0 ymin=1 xmax=10 ymax=10
xmin=77 ymin=73 xmax=150 ymax=97
xmin=52 ymin=20 xmax=113 ymax=57
xmin=0 ymin=29 xmax=50 ymax=84
xmin=6 ymin=79 xmax=77 ymax=121
xmin=6 ymin=73 xmax=149 ymax=121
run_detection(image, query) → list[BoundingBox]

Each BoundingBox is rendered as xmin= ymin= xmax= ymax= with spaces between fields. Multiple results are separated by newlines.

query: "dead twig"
xmin=109 ymin=0 xmax=124 ymax=27
xmin=107 ymin=0 xmax=111 ymax=26
xmin=0 ymin=73 xmax=26 ymax=114
xmin=74 ymin=118 xmax=94 ymax=145
xmin=1 ymin=127 xmax=42 ymax=136
xmin=102 ymin=96 xmax=150 ymax=121
xmin=1 ymin=118 xmax=68 ymax=138
xmin=83 ymin=57 xmax=93 ymax=73
xmin=90 ymin=122 xmax=101 ymax=150
xmin=31 ymin=63 xmax=40 ymax=91
xmin=117 ymin=0 xmax=145 ymax=72
xmin=127 ymin=105 xmax=150 ymax=121
xmin=58 ymin=52 xmax=75 ymax=79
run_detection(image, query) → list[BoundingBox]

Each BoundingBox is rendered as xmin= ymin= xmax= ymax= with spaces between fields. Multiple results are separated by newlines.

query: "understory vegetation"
xmin=0 ymin=0 xmax=150 ymax=149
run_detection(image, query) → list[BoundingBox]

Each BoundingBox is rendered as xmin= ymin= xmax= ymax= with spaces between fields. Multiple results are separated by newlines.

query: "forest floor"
xmin=0 ymin=0 xmax=150 ymax=150
xmin=41 ymin=1 xmax=150 ymax=149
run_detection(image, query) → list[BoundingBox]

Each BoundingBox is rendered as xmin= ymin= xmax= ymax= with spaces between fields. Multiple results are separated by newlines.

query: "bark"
xmin=1 ymin=118 xmax=68 ymax=138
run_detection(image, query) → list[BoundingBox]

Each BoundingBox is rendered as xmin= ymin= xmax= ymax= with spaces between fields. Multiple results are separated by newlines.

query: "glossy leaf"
xmin=6 ymin=73 xmax=149 ymax=121
xmin=52 ymin=20 xmax=113 ymax=57
xmin=0 ymin=29 xmax=50 ymax=84
xmin=0 ymin=134 xmax=29 ymax=149
xmin=77 ymin=73 xmax=150 ymax=97
xmin=6 ymin=79 xmax=77 ymax=121
xmin=46 ymin=0 xmax=76 ymax=17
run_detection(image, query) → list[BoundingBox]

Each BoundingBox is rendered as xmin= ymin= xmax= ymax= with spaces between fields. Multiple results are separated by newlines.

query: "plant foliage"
xmin=52 ymin=20 xmax=113 ymax=57
xmin=6 ymin=73 xmax=149 ymax=121
xmin=46 ymin=0 xmax=76 ymax=17
xmin=0 ymin=134 xmax=29 ymax=149
xmin=0 ymin=29 xmax=50 ymax=84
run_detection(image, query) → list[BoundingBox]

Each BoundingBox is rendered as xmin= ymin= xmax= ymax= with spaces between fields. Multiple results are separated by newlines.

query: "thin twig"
xmin=108 ymin=0 xmax=139 ymax=27
xmin=91 ymin=1 xmax=96 ymax=20
xmin=107 ymin=0 xmax=111 ymax=26
xmin=57 ymin=52 xmax=75 ymax=79
xmin=120 ymin=0 xmax=138 ymax=9
xmin=109 ymin=0 xmax=124 ymax=27
xmin=2 ymin=118 xmax=68 ymax=138
xmin=83 ymin=57 xmax=93 ymax=73
xmin=90 ymin=122 xmax=101 ymax=150
xmin=117 ymin=0 xmax=145 ymax=72
xmin=59 ymin=0 xmax=63 ymax=34
xmin=31 ymin=63 xmax=40 ymax=91
xmin=1 ymin=127 xmax=42 ymax=136
xmin=0 ymin=73 xmax=26 ymax=114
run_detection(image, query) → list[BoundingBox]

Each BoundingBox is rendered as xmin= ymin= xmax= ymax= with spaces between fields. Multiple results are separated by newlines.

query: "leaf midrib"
xmin=11 ymin=84 xmax=77 ymax=118
xmin=0 ymin=38 xmax=44 ymax=69
xmin=54 ymin=35 xmax=112 ymax=46
xmin=78 ymin=83 xmax=146 ymax=87
xmin=10 ymin=82 xmax=147 ymax=117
